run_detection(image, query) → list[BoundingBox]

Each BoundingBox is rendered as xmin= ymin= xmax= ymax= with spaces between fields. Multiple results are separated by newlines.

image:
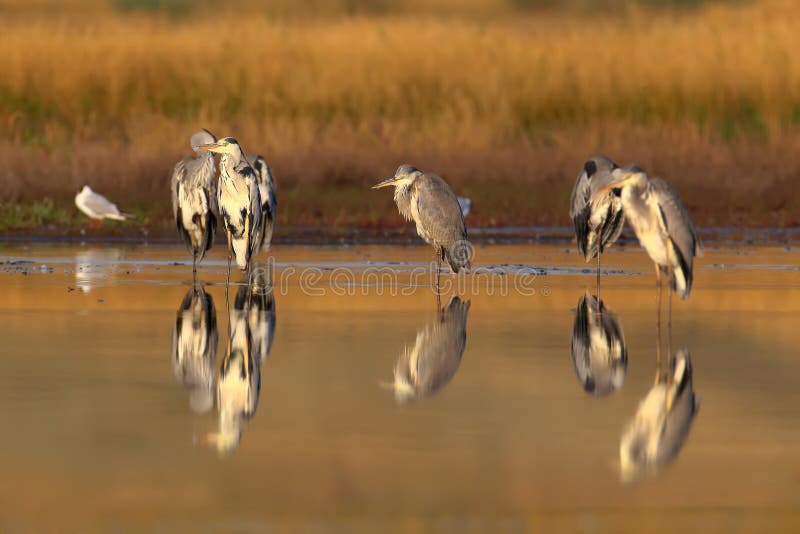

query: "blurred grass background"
xmin=0 ymin=0 xmax=798 ymax=232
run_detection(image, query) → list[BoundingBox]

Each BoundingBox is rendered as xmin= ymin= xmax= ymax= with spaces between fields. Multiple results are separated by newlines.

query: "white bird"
xmin=619 ymin=349 xmax=700 ymax=483
xmin=171 ymin=130 xmax=218 ymax=273
xmin=197 ymin=137 xmax=261 ymax=282
xmin=74 ymin=186 xmax=128 ymax=224
xmin=246 ymin=153 xmax=277 ymax=252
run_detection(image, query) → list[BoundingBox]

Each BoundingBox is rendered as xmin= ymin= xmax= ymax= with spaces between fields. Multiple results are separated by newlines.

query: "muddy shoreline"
xmin=1 ymin=225 xmax=797 ymax=246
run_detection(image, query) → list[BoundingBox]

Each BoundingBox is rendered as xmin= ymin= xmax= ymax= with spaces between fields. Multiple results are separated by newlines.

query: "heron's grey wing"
xmin=650 ymin=177 xmax=700 ymax=266
xmin=82 ymin=191 xmax=120 ymax=216
xmin=569 ymin=169 xmax=592 ymax=256
xmin=247 ymin=169 xmax=262 ymax=258
xmin=416 ymin=174 xmax=467 ymax=247
xmin=171 ymin=160 xmax=186 ymax=220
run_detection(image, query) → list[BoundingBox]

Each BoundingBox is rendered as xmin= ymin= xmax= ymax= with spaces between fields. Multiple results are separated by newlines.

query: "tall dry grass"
xmin=1 ymin=0 xmax=799 ymax=228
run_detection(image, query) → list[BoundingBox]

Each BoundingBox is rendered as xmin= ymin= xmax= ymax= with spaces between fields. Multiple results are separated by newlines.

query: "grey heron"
xmin=171 ymin=129 xmax=218 ymax=273
xmin=569 ymin=156 xmax=625 ymax=292
xmin=386 ymin=296 xmax=470 ymax=404
xmin=207 ymin=280 xmax=262 ymax=454
xmin=595 ymin=166 xmax=702 ymax=300
xmin=75 ymin=186 xmax=129 ymax=227
xmin=198 ymin=137 xmax=262 ymax=284
xmin=246 ymin=154 xmax=277 ymax=253
xmin=619 ymin=349 xmax=699 ymax=483
xmin=171 ymin=283 xmax=218 ymax=414
xmin=570 ymin=292 xmax=627 ymax=397
xmin=372 ymin=165 xmax=471 ymax=291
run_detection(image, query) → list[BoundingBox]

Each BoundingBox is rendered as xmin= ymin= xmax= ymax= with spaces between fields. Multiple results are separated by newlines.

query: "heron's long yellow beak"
xmin=597 ymin=173 xmax=635 ymax=195
xmin=197 ymin=142 xmax=220 ymax=152
xmin=371 ymin=177 xmax=397 ymax=189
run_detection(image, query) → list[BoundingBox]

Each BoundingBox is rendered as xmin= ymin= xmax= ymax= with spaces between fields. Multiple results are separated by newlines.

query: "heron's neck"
xmin=220 ymin=151 xmax=244 ymax=180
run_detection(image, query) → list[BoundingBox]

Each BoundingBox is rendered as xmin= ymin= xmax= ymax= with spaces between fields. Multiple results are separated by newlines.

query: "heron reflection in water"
xmin=171 ymin=283 xmax=218 ymax=414
xmin=207 ymin=270 xmax=276 ymax=454
xmin=385 ymin=296 xmax=470 ymax=404
xmin=245 ymin=266 xmax=277 ymax=363
xmin=619 ymin=349 xmax=700 ymax=483
xmin=570 ymin=291 xmax=627 ymax=397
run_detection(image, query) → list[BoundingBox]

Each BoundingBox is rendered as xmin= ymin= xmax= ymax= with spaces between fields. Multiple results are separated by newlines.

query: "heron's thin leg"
xmin=595 ymin=229 xmax=602 ymax=300
xmin=667 ymin=257 xmax=674 ymax=367
xmin=654 ymin=262 xmax=663 ymax=384
xmin=225 ymin=279 xmax=231 ymax=350
xmin=192 ymin=254 xmax=197 ymax=277
xmin=226 ymin=231 xmax=232 ymax=287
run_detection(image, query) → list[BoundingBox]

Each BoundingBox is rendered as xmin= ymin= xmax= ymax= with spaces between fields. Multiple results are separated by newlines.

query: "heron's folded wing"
xmin=171 ymin=160 xmax=186 ymax=220
xmin=416 ymin=174 xmax=467 ymax=246
xmin=650 ymin=177 xmax=700 ymax=262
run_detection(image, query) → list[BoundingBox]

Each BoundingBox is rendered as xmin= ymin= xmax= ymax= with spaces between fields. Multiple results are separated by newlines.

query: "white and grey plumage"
xmin=171 ymin=284 xmax=218 ymax=414
xmin=620 ymin=349 xmax=700 ymax=482
xmin=570 ymin=291 xmax=627 ymax=397
xmin=75 ymin=186 xmax=128 ymax=221
xmin=207 ymin=286 xmax=262 ymax=454
xmin=569 ymin=156 xmax=625 ymax=273
xmin=171 ymin=130 xmax=218 ymax=271
xmin=389 ymin=296 xmax=470 ymax=404
xmin=373 ymin=165 xmax=471 ymax=287
xmin=595 ymin=166 xmax=702 ymax=299
xmin=246 ymin=153 xmax=277 ymax=252
xmin=198 ymin=137 xmax=261 ymax=279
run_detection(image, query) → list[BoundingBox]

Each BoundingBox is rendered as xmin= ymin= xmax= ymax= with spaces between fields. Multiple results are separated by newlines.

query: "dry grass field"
xmin=1 ymin=0 xmax=799 ymax=231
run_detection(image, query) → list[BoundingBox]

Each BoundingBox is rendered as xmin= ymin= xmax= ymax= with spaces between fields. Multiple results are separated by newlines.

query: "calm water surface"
xmin=1 ymin=243 xmax=799 ymax=531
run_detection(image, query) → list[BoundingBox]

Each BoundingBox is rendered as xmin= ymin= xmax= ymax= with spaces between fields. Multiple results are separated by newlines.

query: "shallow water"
xmin=1 ymin=243 xmax=799 ymax=531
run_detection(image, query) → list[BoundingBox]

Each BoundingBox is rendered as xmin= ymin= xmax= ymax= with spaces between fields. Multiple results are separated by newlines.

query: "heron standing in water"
xmin=372 ymin=165 xmax=470 ymax=292
xmin=594 ymin=166 xmax=702 ymax=359
xmin=246 ymin=154 xmax=277 ymax=252
xmin=198 ymin=137 xmax=261 ymax=284
xmin=569 ymin=156 xmax=625 ymax=293
xmin=171 ymin=130 xmax=218 ymax=274
xmin=594 ymin=166 xmax=701 ymax=300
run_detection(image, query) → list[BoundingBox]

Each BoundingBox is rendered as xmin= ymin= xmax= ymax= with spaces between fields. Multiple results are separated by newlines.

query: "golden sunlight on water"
xmin=0 ymin=243 xmax=799 ymax=531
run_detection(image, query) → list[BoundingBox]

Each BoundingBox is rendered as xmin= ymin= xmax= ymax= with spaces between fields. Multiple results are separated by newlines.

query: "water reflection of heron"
xmin=386 ymin=296 xmax=470 ymax=404
xmin=570 ymin=292 xmax=627 ymax=397
xmin=619 ymin=349 xmax=700 ymax=483
xmin=171 ymin=283 xmax=218 ymax=414
xmin=207 ymin=273 xmax=276 ymax=454
xmin=244 ymin=267 xmax=277 ymax=363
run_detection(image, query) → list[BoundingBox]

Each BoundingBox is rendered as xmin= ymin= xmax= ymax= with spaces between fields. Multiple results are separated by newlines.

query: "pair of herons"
xmin=374 ymin=156 xmax=702 ymax=303
xmin=171 ymin=131 xmax=277 ymax=282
